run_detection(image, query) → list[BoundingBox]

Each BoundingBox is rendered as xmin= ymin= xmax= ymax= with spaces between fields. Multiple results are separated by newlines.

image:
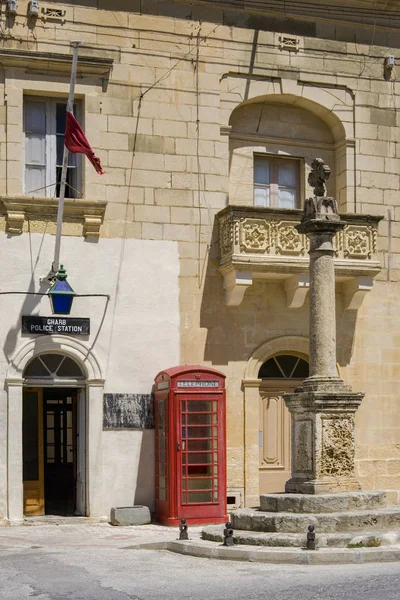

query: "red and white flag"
xmin=64 ymin=111 xmax=105 ymax=175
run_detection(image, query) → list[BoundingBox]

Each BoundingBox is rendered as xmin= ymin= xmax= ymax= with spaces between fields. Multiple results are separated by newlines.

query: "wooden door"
xmin=259 ymin=384 xmax=294 ymax=494
xmin=23 ymin=388 xmax=44 ymax=516
xmin=258 ymin=354 xmax=309 ymax=494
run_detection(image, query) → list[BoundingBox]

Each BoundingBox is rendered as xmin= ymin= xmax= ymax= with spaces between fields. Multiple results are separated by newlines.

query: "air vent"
xmin=279 ymin=35 xmax=300 ymax=52
xmin=41 ymin=6 xmax=66 ymax=22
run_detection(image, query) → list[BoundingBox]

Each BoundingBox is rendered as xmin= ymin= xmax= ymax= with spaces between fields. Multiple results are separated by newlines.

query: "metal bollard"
xmin=306 ymin=524 xmax=316 ymax=550
xmin=179 ymin=517 xmax=189 ymax=540
xmin=223 ymin=521 xmax=234 ymax=546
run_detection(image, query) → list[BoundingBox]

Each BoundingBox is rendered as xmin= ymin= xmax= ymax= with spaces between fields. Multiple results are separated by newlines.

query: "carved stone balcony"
xmin=217 ymin=206 xmax=383 ymax=309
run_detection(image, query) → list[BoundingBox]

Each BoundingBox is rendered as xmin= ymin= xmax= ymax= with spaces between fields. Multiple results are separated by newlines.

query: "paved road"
xmin=0 ymin=524 xmax=399 ymax=599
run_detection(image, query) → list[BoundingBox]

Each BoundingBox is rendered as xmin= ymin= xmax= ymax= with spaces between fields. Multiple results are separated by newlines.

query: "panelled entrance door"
xmin=258 ymin=354 xmax=309 ymax=494
xmin=22 ymin=386 xmax=81 ymax=516
xmin=43 ymin=389 xmax=77 ymax=516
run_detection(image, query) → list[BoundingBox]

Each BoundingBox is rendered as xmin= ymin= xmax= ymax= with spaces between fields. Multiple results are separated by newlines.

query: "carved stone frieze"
xmin=320 ymin=417 xmax=354 ymax=477
xmin=275 ymin=221 xmax=307 ymax=255
xmin=239 ymin=218 xmax=271 ymax=253
xmin=343 ymin=225 xmax=373 ymax=259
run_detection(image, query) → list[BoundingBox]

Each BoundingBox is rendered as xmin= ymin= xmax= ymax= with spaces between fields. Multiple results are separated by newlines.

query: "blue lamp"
xmin=48 ymin=265 xmax=75 ymax=315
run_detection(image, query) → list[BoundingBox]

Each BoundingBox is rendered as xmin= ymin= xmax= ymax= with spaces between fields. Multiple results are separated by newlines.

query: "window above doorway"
xmin=258 ymin=355 xmax=309 ymax=379
xmin=23 ymin=354 xmax=84 ymax=380
xmin=254 ymin=156 xmax=300 ymax=210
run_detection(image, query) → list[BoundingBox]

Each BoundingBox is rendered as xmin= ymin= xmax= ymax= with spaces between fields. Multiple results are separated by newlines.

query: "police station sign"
xmin=22 ymin=316 xmax=90 ymax=335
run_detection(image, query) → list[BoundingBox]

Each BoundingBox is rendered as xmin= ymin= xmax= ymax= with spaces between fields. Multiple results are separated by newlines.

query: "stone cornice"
xmin=0 ymin=49 xmax=114 ymax=76
xmin=1 ymin=196 xmax=107 ymax=238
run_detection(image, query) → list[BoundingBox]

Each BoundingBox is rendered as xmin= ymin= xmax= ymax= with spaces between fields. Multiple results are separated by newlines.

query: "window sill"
xmin=1 ymin=196 xmax=107 ymax=238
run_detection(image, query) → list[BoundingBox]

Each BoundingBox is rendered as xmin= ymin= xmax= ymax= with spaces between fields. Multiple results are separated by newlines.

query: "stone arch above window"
xmin=23 ymin=353 xmax=85 ymax=379
xmin=228 ymin=100 xmax=337 ymax=208
xmin=258 ymin=354 xmax=309 ymax=379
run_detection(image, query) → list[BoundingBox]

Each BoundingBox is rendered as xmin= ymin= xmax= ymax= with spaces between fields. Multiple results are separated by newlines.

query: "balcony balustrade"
xmin=217 ymin=205 xmax=382 ymax=309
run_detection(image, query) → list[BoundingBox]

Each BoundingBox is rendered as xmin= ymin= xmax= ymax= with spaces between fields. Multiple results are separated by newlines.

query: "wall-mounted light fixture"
xmin=48 ymin=265 xmax=75 ymax=315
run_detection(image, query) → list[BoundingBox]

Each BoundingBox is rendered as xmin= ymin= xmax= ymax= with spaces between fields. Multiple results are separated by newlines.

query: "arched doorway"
xmin=258 ymin=354 xmax=309 ymax=494
xmin=242 ymin=336 xmax=309 ymax=507
xmin=22 ymin=353 xmax=86 ymax=517
xmin=6 ymin=335 xmax=104 ymax=524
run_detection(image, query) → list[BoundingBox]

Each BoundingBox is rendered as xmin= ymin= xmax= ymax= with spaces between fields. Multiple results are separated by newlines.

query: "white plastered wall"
xmin=0 ymin=234 xmax=180 ymax=521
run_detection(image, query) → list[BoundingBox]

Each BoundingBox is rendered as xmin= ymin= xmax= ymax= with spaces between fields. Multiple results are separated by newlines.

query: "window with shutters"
xmin=254 ymin=155 xmax=300 ymax=209
xmin=24 ymin=97 xmax=82 ymax=198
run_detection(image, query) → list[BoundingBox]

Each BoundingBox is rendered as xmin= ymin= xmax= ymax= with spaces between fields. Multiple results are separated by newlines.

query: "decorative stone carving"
xmin=308 ymin=157 xmax=331 ymax=197
xmin=275 ymin=221 xmax=306 ymax=255
xmin=239 ymin=218 xmax=270 ymax=253
xmin=219 ymin=213 xmax=233 ymax=257
xmin=344 ymin=226 xmax=373 ymax=259
xmin=303 ymin=196 xmax=339 ymax=221
xmin=320 ymin=417 xmax=354 ymax=477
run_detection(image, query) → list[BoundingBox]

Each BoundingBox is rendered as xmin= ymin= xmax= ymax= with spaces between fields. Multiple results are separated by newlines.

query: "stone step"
xmin=259 ymin=491 xmax=387 ymax=514
xmin=230 ymin=506 xmax=400 ymax=534
xmin=202 ymin=524 xmax=400 ymax=548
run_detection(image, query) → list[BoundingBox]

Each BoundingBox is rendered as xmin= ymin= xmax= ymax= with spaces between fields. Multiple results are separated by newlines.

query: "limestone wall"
xmin=0 ymin=0 xmax=399 ymax=506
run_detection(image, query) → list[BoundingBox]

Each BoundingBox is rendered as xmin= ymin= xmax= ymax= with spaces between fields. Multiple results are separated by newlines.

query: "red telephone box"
xmin=154 ymin=365 xmax=228 ymax=526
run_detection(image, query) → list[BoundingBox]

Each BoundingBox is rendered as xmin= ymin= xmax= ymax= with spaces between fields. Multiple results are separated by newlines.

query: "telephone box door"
xmin=177 ymin=394 xmax=223 ymax=519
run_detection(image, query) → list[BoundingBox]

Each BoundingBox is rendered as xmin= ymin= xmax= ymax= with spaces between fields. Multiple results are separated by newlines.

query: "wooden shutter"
xmin=24 ymin=99 xmax=47 ymax=195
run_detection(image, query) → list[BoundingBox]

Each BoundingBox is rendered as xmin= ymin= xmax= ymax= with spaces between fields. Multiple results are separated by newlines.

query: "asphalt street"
xmin=1 ymin=544 xmax=400 ymax=599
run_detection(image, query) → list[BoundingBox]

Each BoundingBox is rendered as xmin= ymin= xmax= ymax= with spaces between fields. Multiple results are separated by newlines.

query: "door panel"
xmin=259 ymin=383 xmax=297 ymax=494
xmin=23 ymin=389 xmax=44 ymax=516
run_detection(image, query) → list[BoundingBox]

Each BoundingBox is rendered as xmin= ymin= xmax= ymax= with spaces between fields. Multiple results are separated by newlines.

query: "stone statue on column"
xmin=284 ymin=158 xmax=364 ymax=494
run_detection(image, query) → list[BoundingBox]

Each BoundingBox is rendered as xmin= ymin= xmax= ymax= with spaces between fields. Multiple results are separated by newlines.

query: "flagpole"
xmin=51 ymin=40 xmax=83 ymax=277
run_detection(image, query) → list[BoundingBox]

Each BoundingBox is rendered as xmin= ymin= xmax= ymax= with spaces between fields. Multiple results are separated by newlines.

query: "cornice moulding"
xmin=1 ymin=196 xmax=107 ymax=237
xmin=0 ymin=48 xmax=114 ymax=76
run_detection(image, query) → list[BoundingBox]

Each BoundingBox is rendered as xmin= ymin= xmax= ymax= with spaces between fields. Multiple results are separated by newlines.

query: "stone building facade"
xmin=0 ymin=0 xmax=399 ymax=522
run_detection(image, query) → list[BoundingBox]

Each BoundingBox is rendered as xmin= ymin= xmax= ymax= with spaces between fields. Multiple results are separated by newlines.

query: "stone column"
xmin=284 ymin=159 xmax=364 ymax=495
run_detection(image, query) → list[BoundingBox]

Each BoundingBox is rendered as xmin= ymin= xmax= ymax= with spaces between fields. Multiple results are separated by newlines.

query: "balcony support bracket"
xmin=285 ymin=274 xmax=310 ymax=309
xmin=223 ymin=269 xmax=253 ymax=307
xmin=342 ymin=277 xmax=374 ymax=311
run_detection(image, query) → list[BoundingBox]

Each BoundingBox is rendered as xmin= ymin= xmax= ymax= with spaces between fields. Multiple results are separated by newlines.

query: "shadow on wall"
xmin=199 ymin=221 xmax=358 ymax=368
xmin=133 ymin=429 xmax=155 ymax=510
xmin=60 ymin=0 xmax=400 ymax=49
